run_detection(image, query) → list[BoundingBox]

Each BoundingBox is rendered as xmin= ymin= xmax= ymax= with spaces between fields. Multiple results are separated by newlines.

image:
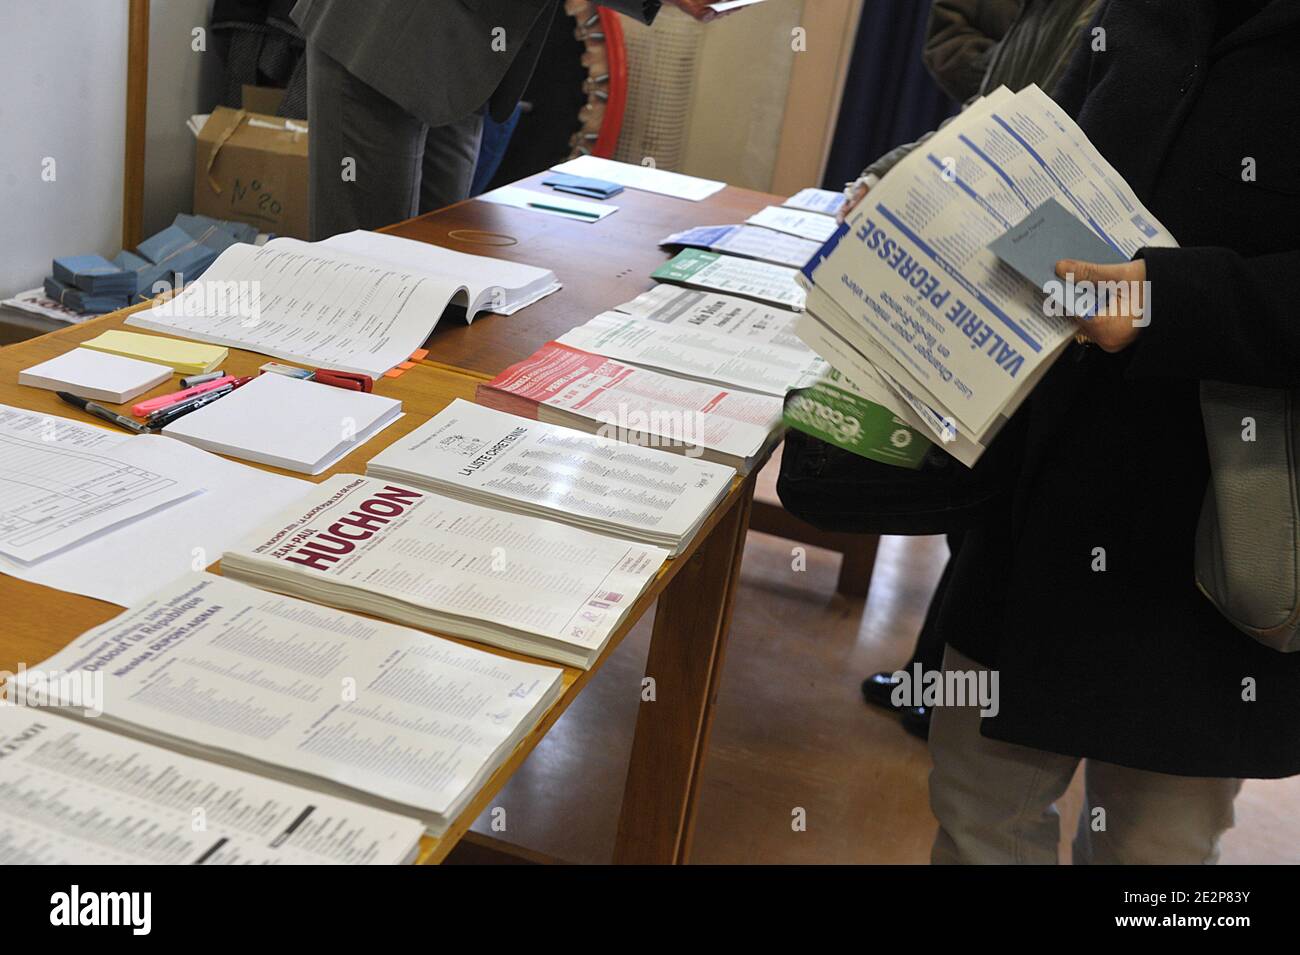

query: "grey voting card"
xmin=988 ymin=197 xmax=1128 ymax=297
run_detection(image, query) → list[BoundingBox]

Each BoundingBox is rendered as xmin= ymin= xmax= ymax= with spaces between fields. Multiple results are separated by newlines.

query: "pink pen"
xmin=131 ymin=375 xmax=237 ymax=417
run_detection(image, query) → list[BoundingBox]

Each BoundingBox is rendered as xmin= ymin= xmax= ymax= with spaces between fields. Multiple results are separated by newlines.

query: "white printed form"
xmin=0 ymin=405 xmax=200 ymax=563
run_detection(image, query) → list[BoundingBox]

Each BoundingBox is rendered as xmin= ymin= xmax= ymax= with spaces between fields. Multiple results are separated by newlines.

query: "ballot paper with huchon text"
xmin=366 ymin=399 xmax=735 ymax=556
xmin=0 ymin=707 xmax=425 ymax=864
xmin=798 ymin=85 xmax=1179 ymax=459
xmin=222 ymin=474 xmax=667 ymax=668
xmin=22 ymin=572 xmax=564 ymax=836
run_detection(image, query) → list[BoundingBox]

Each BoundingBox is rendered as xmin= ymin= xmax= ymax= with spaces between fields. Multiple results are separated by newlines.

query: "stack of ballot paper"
xmin=555 ymin=310 xmax=826 ymax=396
xmin=221 ymin=475 xmax=667 ymax=668
xmin=20 ymin=572 xmax=565 ymax=837
xmin=161 ymin=372 xmax=403 ymax=475
xmin=783 ymin=187 xmax=847 ymax=217
xmin=797 ymin=85 xmax=1178 ymax=465
xmin=653 ymin=248 xmax=805 ymax=310
xmin=660 ymin=224 xmax=821 ymax=269
xmin=0 ymin=707 xmax=425 ymax=864
xmin=366 ymin=399 xmax=735 ymax=556
xmin=80 ymin=329 xmax=227 ymax=375
xmin=477 ymin=342 xmax=785 ymax=473
xmin=127 ymin=230 xmax=560 ymax=377
xmin=747 ymin=205 xmax=840 ymax=242
xmin=611 ymin=284 xmax=810 ymax=349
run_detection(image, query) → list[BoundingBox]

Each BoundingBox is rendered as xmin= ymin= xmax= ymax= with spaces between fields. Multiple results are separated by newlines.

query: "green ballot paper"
xmin=783 ymin=368 xmax=930 ymax=469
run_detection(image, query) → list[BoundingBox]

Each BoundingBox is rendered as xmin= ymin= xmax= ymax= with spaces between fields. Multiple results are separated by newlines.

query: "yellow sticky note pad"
xmin=80 ymin=330 xmax=228 ymax=376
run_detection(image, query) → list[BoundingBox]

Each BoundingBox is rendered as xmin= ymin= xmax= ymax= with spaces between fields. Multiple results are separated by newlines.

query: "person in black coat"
xmin=926 ymin=0 xmax=1300 ymax=863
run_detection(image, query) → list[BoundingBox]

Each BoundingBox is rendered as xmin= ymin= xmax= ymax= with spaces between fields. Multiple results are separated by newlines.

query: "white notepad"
xmin=162 ymin=373 xmax=403 ymax=474
xmin=19 ymin=348 xmax=173 ymax=403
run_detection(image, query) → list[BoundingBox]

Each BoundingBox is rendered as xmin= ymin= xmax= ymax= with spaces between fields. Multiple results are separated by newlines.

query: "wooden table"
xmin=0 ymin=307 xmax=754 ymax=866
xmin=0 ymin=173 xmax=871 ymax=864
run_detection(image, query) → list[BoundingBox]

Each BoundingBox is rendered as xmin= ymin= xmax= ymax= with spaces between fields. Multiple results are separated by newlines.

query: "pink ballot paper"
xmin=476 ymin=342 xmax=783 ymax=472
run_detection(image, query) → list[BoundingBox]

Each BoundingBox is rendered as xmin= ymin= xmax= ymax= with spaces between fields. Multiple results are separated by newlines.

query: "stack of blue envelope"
xmin=45 ymin=214 xmax=261 ymax=314
xmin=541 ymin=172 xmax=624 ymax=200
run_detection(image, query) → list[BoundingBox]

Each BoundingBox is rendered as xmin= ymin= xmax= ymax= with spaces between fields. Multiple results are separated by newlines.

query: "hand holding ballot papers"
xmin=797 ymin=85 xmax=1178 ymax=466
xmin=1054 ymin=257 xmax=1149 ymax=353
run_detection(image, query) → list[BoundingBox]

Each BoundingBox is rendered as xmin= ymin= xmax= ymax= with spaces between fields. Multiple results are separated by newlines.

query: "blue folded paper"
xmin=51 ymin=254 xmax=136 ymax=297
xmin=542 ymin=172 xmax=624 ymax=200
xmin=43 ymin=276 xmax=130 ymax=314
xmin=45 ymin=213 xmax=255 ymax=311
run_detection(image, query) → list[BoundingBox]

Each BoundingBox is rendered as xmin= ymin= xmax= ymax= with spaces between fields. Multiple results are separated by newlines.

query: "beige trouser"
xmin=928 ymin=645 xmax=1243 ymax=864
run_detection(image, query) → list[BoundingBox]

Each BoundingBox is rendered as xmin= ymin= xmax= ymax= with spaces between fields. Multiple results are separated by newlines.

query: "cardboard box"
xmin=194 ymin=106 xmax=309 ymax=240
xmin=241 ymin=84 xmax=287 ymax=116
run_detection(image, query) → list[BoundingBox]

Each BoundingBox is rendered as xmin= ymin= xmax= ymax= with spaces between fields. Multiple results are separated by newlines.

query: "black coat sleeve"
xmin=1050 ymin=0 xmax=1109 ymax=116
xmin=1125 ymin=245 xmax=1300 ymax=388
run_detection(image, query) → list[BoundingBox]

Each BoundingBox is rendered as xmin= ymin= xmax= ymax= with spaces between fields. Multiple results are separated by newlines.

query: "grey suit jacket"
xmin=292 ymin=0 xmax=660 ymax=128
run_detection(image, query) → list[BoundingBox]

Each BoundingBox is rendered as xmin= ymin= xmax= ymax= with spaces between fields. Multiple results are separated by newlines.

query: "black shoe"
xmin=901 ymin=706 xmax=931 ymax=741
xmin=861 ymin=671 xmax=905 ymax=711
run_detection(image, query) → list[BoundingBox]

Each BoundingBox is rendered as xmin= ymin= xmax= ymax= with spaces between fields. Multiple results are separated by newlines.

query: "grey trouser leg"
xmin=928 ymin=644 xmax=1242 ymax=864
xmin=305 ymin=42 xmax=484 ymax=240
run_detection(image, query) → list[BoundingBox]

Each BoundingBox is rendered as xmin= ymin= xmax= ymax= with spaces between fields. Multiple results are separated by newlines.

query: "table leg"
xmin=612 ymin=480 xmax=755 ymax=864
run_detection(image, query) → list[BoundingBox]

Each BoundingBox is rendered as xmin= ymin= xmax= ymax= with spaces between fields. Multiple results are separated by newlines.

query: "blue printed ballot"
xmin=797 ymin=85 xmax=1178 ymax=465
xmin=988 ymin=197 xmax=1130 ymax=314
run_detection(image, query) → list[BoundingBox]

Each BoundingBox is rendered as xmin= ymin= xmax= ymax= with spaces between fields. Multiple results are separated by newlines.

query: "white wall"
xmin=0 ymin=1 xmax=129 ymax=298
xmin=143 ymin=0 xmax=220 ymax=237
xmin=0 ymin=0 xmax=219 ymax=299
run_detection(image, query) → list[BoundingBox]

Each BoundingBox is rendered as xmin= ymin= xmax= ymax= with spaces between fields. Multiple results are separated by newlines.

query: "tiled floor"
xmin=470 ymin=466 xmax=1300 ymax=865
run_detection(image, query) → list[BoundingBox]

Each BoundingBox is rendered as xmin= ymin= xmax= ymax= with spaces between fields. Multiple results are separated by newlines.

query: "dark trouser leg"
xmin=909 ymin=530 xmax=964 ymax=672
xmin=418 ymin=110 xmax=486 ymax=214
xmin=305 ymin=42 xmax=427 ymax=239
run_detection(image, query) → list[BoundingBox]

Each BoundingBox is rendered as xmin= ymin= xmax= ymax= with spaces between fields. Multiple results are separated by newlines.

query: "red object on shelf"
xmin=593 ymin=8 xmax=628 ymax=159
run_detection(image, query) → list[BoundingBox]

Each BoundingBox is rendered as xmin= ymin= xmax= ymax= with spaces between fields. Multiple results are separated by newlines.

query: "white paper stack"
xmin=612 ymin=284 xmax=809 ymax=350
xmin=797 ymin=85 xmax=1179 ymax=464
xmin=221 ymin=474 xmax=668 ymax=668
xmin=0 ymin=707 xmax=425 ymax=864
xmin=367 ymin=399 xmax=735 ymax=556
xmin=19 ymin=349 xmax=172 ymax=403
xmin=556 ymin=311 xmax=826 ymax=396
xmin=161 ymin=373 xmax=403 ymax=474
xmin=20 ymin=572 xmax=564 ymax=837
